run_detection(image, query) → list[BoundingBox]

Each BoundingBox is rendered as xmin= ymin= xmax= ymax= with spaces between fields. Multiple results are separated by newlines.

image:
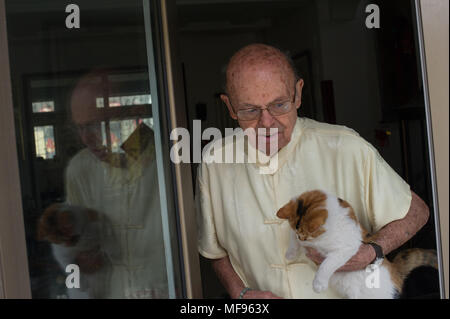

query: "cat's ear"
xmin=37 ymin=203 xmax=62 ymax=241
xmin=306 ymin=209 xmax=328 ymax=234
xmin=276 ymin=200 xmax=297 ymax=220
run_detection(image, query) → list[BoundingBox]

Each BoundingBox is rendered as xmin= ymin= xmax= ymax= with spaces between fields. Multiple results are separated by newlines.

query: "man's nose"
xmin=258 ymin=108 xmax=276 ymax=128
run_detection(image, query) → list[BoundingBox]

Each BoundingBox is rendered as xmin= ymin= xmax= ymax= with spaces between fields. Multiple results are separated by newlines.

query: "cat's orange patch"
xmin=37 ymin=203 xmax=67 ymax=243
xmin=276 ymin=199 xmax=298 ymax=220
xmin=338 ymin=197 xmax=370 ymax=239
xmin=277 ymin=190 xmax=328 ymax=240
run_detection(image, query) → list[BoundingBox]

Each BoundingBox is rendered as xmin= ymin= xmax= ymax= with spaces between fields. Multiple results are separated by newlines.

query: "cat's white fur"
xmin=286 ymin=192 xmax=398 ymax=298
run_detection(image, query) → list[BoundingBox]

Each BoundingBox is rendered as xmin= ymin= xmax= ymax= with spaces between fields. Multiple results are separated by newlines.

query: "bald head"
xmin=225 ymin=44 xmax=297 ymax=97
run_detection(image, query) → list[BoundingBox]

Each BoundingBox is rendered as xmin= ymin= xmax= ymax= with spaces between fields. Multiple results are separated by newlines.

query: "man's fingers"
xmin=244 ymin=290 xmax=283 ymax=299
xmin=305 ymin=248 xmax=324 ymax=265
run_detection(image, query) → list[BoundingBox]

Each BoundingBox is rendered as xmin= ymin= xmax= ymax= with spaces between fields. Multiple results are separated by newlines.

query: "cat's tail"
xmin=392 ymin=248 xmax=438 ymax=282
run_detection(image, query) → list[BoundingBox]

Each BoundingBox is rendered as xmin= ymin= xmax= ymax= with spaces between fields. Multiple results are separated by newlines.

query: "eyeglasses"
xmin=229 ymin=86 xmax=297 ymax=121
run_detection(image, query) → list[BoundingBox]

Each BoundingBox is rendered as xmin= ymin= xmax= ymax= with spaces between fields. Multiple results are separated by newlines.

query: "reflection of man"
xmin=57 ymin=70 xmax=167 ymax=298
xmin=196 ymin=44 xmax=430 ymax=298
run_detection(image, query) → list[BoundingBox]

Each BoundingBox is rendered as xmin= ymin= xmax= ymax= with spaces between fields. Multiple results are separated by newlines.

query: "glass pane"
xmin=109 ymin=94 xmax=152 ymax=107
xmin=97 ymin=94 xmax=152 ymax=108
xmin=34 ymin=125 xmax=56 ymax=159
xmin=6 ymin=0 xmax=182 ymax=299
xmin=32 ymin=101 xmax=55 ymax=113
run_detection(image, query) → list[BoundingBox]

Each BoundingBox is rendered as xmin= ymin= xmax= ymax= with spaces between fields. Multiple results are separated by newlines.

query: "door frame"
xmin=153 ymin=0 xmax=203 ymax=298
xmin=0 ymin=0 xmax=32 ymax=299
xmin=418 ymin=0 xmax=449 ymax=298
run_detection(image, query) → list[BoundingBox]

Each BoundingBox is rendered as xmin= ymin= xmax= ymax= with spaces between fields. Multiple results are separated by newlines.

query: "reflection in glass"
xmin=32 ymin=101 xmax=55 ymax=113
xmin=29 ymin=70 xmax=170 ymax=299
xmin=34 ymin=125 xmax=56 ymax=159
xmin=96 ymin=94 xmax=152 ymax=108
xmin=6 ymin=0 xmax=181 ymax=299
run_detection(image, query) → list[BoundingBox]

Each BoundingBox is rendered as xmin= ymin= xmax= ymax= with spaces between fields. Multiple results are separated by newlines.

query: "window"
xmin=32 ymin=101 xmax=55 ymax=113
xmin=33 ymin=125 xmax=56 ymax=159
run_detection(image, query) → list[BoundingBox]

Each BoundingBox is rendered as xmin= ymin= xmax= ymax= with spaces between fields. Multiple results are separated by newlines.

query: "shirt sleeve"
xmin=195 ymin=164 xmax=228 ymax=259
xmin=363 ymin=142 xmax=412 ymax=233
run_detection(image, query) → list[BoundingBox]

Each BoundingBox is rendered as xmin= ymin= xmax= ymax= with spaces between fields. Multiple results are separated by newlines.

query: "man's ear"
xmin=294 ymin=79 xmax=304 ymax=110
xmin=220 ymin=94 xmax=238 ymax=120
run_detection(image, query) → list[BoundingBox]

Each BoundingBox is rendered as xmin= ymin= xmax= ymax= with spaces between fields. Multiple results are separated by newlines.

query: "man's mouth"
xmin=258 ymin=132 xmax=280 ymax=142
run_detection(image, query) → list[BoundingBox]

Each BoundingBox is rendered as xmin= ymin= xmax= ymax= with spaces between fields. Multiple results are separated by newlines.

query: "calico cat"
xmin=37 ymin=203 xmax=111 ymax=298
xmin=276 ymin=190 xmax=438 ymax=299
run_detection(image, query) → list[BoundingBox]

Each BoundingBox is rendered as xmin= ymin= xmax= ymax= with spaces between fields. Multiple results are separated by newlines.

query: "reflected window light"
xmin=140 ymin=117 xmax=153 ymax=129
xmin=109 ymin=119 xmax=138 ymax=152
xmin=101 ymin=121 xmax=107 ymax=147
xmin=34 ymin=125 xmax=56 ymax=159
xmin=96 ymin=94 xmax=151 ymax=108
xmin=103 ymin=118 xmax=153 ymax=153
xmin=96 ymin=97 xmax=105 ymax=108
xmin=32 ymin=101 xmax=55 ymax=113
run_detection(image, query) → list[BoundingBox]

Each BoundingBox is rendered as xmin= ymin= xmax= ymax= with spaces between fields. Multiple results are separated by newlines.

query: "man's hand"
xmin=237 ymin=290 xmax=283 ymax=299
xmin=211 ymin=256 xmax=283 ymax=299
xmin=75 ymin=248 xmax=104 ymax=273
xmin=305 ymin=244 xmax=376 ymax=272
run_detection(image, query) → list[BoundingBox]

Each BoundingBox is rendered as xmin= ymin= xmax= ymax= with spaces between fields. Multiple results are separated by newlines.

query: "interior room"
xmin=2 ymin=0 xmax=442 ymax=298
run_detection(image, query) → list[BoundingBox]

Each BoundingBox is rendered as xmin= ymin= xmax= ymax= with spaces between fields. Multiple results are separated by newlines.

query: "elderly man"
xmin=196 ymin=44 xmax=430 ymax=299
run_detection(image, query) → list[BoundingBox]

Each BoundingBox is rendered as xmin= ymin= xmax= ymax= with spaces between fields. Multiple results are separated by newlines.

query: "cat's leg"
xmin=313 ymin=250 xmax=355 ymax=293
xmin=285 ymin=228 xmax=301 ymax=260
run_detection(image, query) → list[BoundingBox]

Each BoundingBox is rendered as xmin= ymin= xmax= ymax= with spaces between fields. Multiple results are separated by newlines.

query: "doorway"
xmin=174 ymin=0 xmax=442 ymax=298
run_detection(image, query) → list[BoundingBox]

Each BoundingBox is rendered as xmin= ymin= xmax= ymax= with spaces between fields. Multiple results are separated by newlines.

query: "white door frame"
xmin=419 ymin=0 xmax=449 ymax=298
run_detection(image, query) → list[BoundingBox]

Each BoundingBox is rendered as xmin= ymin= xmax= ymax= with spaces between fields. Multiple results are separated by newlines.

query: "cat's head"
xmin=276 ymin=190 xmax=329 ymax=241
xmin=37 ymin=203 xmax=98 ymax=246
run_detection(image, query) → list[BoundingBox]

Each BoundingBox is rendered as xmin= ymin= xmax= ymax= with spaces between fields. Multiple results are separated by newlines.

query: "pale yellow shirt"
xmin=196 ymin=117 xmax=411 ymax=299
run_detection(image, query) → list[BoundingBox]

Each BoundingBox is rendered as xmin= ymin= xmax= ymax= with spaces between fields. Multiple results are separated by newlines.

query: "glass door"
xmin=1 ymin=0 xmax=185 ymax=298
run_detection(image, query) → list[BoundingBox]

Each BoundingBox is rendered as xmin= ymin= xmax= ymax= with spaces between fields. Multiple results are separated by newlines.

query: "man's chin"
xmin=89 ymin=147 xmax=109 ymax=161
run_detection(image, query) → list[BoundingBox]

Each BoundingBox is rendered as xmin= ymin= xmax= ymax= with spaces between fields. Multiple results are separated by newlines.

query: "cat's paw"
xmin=313 ymin=277 xmax=329 ymax=293
xmin=285 ymin=249 xmax=298 ymax=260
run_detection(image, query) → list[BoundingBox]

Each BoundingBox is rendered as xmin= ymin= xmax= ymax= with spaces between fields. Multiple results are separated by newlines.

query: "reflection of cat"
xmin=37 ymin=203 xmax=110 ymax=298
xmin=277 ymin=190 xmax=438 ymax=299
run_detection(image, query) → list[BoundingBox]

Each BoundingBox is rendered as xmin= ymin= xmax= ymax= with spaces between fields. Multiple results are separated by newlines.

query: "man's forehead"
xmin=228 ymin=49 xmax=290 ymax=76
xmin=226 ymin=44 xmax=295 ymax=95
xmin=227 ymin=63 xmax=293 ymax=101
